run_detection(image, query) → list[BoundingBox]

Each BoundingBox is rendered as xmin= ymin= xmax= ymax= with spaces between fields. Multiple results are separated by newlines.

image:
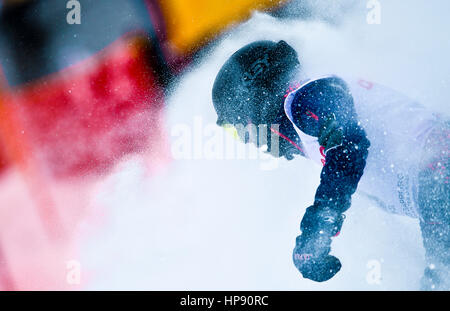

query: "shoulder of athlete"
xmin=288 ymin=76 xmax=369 ymax=153
xmin=288 ymin=76 xmax=354 ymax=135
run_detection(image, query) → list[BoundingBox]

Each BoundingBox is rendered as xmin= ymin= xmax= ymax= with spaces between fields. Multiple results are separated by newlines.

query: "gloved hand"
xmin=293 ymin=205 xmax=345 ymax=282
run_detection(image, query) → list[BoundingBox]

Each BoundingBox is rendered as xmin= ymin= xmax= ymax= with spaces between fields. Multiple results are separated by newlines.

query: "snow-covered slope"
xmin=82 ymin=0 xmax=450 ymax=290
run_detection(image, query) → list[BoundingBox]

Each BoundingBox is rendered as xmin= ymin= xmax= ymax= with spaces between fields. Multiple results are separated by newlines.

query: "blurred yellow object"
xmin=158 ymin=0 xmax=287 ymax=53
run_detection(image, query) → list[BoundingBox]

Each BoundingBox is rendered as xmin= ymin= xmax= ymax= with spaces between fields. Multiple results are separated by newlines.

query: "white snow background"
xmin=81 ymin=0 xmax=450 ymax=290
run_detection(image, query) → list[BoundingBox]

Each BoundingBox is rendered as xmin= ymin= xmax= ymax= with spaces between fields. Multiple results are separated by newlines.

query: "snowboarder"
xmin=211 ymin=40 xmax=449 ymax=290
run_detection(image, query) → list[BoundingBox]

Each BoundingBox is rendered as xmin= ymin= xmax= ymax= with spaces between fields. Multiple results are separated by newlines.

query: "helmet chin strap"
xmin=270 ymin=127 xmax=305 ymax=155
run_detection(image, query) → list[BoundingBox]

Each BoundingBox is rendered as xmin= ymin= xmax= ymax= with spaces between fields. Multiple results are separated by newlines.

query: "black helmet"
xmin=212 ymin=40 xmax=300 ymax=126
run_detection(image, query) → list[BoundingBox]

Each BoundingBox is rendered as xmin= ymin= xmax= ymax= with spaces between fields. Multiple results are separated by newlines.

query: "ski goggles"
xmin=222 ymin=124 xmax=240 ymax=140
xmin=220 ymin=123 xmax=268 ymax=145
xmin=221 ymin=123 xmax=305 ymax=155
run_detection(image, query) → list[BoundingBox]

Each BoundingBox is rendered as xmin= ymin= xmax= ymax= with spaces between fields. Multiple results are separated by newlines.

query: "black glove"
xmin=293 ymin=205 xmax=345 ymax=282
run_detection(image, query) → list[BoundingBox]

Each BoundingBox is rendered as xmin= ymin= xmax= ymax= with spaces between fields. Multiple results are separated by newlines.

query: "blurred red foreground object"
xmin=0 ymin=35 xmax=170 ymax=290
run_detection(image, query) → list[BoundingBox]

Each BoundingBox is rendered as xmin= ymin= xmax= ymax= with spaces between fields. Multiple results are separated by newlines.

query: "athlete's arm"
xmin=291 ymin=76 xmax=370 ymax=215
xmin=291 ymin=76 xmax=370 ymax=282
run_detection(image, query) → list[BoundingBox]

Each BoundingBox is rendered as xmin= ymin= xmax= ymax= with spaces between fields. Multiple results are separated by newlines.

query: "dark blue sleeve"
xmin=315 ymin=125 xmax=370 ymax=212
xmin=290 ymin=76 xmax=370 ymax=213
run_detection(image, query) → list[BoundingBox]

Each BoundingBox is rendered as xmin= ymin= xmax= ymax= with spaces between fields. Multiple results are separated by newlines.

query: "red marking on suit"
xmin=306 ymin=110 xmax=319 ymax=121
xmin=358 ymin=79 xmax=374 ymax=90
xmin=319 ymin=146 xmax=326 ymax=166
xmin=284 ymin=82 xmax=303 ymax=98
